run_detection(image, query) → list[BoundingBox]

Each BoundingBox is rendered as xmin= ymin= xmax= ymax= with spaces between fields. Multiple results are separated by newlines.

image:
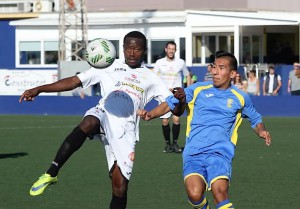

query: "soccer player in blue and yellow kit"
xmin=138 ymin=51 xmax=272 ymax=209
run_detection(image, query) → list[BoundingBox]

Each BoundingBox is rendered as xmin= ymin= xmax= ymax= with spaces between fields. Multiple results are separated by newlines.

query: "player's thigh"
xmin=183 ymin=154 xmax=208 ymax=199
xmin=79 ymin=115 xmax=100 ymax=135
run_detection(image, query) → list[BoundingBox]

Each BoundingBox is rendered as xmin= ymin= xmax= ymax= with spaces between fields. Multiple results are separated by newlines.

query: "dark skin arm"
xmin=137 ymin=102 xmax=171 ymax=121
xmin=19 ymin=76 xmax=82 ymax=102
xmin=171 ymin=87 xmax=186 ymax=116
xmin=137 ymin=87 xmax=186 ymax=120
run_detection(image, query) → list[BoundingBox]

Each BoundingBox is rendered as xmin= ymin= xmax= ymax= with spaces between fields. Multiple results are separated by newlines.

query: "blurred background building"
xmin=0 ymin=0 xmax=300 ymax=96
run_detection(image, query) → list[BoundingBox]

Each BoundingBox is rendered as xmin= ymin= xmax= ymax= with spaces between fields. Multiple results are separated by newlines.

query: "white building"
xmin=1 ymin=0 xmax=300 ymax=96
xmin=8 ymin=10 xmax=300 ymax=68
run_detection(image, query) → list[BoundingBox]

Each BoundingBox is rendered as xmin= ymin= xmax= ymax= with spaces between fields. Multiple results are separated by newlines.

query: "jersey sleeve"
xmin=77 ymin=68 xmax=100 ymax=89
xmin=242 ymin=94 xmax=263 ymax=129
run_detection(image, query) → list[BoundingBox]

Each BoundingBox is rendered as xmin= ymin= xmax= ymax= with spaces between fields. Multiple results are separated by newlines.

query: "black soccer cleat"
xmin=172 ymin=143 xmax=182 ymax=153
xmin=163 ymin=144 xmax=174 ymax=153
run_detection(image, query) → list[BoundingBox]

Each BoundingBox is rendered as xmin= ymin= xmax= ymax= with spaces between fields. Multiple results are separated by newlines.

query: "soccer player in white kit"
xmin=153 ymin=41 xmax=191 ymax=153
xmin=19 ymin=31 xmax=172 ymax=209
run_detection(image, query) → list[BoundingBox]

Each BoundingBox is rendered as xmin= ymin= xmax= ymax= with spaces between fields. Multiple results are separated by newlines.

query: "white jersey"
xmin=153 ymin=57 xmax=189 ymax=88
xmin=77 ymin=59 xmax=172 ymax=141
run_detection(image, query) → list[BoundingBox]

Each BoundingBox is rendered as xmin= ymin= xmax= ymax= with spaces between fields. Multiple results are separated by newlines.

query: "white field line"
xmin=0 ymin=125 xmax=75 ymax=130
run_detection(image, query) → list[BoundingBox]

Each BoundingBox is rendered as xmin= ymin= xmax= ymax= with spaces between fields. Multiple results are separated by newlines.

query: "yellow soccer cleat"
xmin=29 ymin=173 xmax=58 ymax=196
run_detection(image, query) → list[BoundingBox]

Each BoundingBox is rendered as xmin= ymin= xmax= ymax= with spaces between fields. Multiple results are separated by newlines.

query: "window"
xmin=193 ymin=34 xmax=234 ymax=64
xmin=44 ymin=41 xmax=59 ymax=64
xmin=109 ymin=40 xmax=120 ymax=59
xmin=19 ymin=41 xmax=41 ymax=65
xmin=205 ymin=36 xmax=216 ymax=63
xmin=192 ymin=35 xmax=216 ymax=63
xmin=241 ymin=35 xmax=263 ymax=64
xmin=242 ymin=36 xmax=251 ymax=64
xmin=252 ymin=36 xmax=261 ymax=63
xmin=219 ymin=36 xmax=228 ymax=51
xmin=151 ymin=40 xmax=172 ymax=64
xmin=19 ymin=41 xmax=59 ymax=66
xmin=179 ymin=37 xmax=186 ymax=60
xmin=192 ymin=35 xmax=202 ymax=63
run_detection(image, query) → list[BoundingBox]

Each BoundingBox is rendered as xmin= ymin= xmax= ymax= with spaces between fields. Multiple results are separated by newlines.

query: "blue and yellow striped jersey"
xmin=166 ymin=81 xmax=262 ymax=160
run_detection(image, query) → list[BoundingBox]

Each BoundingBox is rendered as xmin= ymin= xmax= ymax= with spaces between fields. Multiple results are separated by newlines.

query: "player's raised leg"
xmin=29 ymin=115 xmax=100 ymax=196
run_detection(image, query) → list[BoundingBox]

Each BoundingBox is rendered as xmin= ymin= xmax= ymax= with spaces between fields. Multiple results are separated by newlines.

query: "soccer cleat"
xmin=172 ymin=143 xmax=182 ymax=153
xmin=163 ymin=144 xmax=173 ymax=153
xmin=29 ymin=173 xmax=58 ymax=196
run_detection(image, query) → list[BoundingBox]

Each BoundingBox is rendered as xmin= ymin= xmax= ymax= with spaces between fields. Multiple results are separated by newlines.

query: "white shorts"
xmin=157 ymin=101 xmax=172 ymax=119
xmin=160 ymin=111 xmax=172 ymax=119
xmin=84 ymin=105 xmax=136 ymax=180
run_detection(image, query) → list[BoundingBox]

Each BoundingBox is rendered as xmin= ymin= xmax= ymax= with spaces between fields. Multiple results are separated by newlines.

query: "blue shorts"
xmin=183 ymin=153 xmax=232 ymax=190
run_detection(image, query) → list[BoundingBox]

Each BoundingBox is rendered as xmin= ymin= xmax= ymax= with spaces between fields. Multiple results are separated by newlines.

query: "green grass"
xmin=0 ymin=115 xmax=300 ymax=209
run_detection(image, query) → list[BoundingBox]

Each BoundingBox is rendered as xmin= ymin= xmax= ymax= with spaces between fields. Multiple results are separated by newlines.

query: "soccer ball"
xmin=85 ymin=38 xmax=116 ymax=69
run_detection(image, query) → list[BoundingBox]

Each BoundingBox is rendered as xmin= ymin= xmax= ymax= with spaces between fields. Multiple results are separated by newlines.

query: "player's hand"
xmin=19 ymin=88 xmax=39 ymax=102
xmin=137 ymin=109 xmax=152 ymax=121
xmin=172 ymin=87 xmax=186 ymax=104
xmin=259 ymin=130 xmax=271 ymax=146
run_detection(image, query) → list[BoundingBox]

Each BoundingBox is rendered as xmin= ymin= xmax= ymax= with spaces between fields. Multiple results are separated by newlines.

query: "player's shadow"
xmin=0 ymin=152 xmax=28 ymax=159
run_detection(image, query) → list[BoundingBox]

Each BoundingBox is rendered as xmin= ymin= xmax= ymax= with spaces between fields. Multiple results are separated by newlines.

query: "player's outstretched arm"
xmin=254 ymin=123 xmax=272 ymax=146
xmin=19 ymin=76 xmax=81 ymax=102
xmin=137 ymin=102 xmax=171 ymax=121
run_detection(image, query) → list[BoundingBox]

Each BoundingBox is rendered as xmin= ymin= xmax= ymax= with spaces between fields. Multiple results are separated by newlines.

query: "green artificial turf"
xmin=0 ymin=115 xmax=299 ymax=209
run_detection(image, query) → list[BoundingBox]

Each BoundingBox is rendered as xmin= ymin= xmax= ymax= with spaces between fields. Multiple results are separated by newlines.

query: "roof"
xmin=9 ymin=10 xmax=300 ymax=27
xmin=186 ymin=10 xmax=300 ymax=26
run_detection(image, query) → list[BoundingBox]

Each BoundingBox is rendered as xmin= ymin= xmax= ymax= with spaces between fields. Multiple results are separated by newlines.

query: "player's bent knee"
xmin=79 ymin=116 xmax=100 ymax=134
xmin=186 ymin=187 xmax=205 ymax=202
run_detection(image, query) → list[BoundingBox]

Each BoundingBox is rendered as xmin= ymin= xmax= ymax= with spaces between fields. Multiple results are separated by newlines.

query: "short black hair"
xmin=123 ymin=31 xmax=147 ymax=50
xmin=165 ymin=41 xmax=176 ymax=48
xmin=215 ymin=50 xmax=238 ymax=70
